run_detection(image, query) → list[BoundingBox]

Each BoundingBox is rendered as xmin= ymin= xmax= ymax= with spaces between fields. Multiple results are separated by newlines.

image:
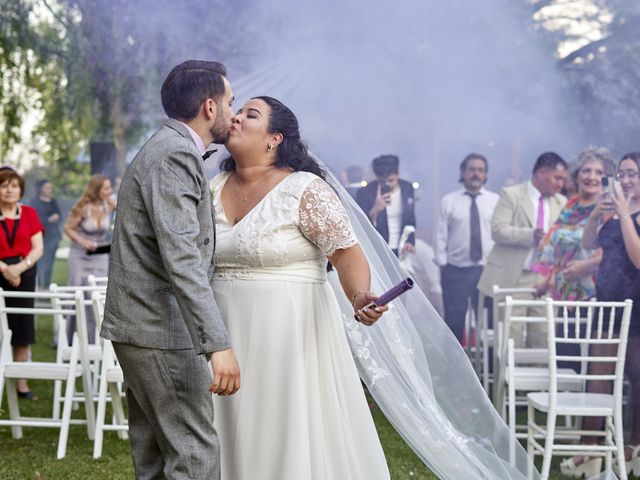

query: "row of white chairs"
xmin=0 ymin=276 xmax=127 ymax=459
xmin=464 ymin=286 xmax=633 ymax=479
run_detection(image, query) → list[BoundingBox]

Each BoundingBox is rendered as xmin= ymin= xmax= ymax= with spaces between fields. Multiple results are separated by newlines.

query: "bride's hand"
xmin=353 ymin=292 xmax=388 ymax=326
xmin=209 ymin=349 xmax=241 ymax=396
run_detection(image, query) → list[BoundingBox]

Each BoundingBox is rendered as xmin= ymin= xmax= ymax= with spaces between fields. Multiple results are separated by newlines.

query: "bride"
xmin=210 ymin=96 xmax=391 ymax=479
xmin=210 ymin=95 xmax=559 ymax=480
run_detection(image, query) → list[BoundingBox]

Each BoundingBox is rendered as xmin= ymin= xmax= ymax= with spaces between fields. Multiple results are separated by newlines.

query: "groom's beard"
xmin=210 ymin=110 xmax=230 ymax=144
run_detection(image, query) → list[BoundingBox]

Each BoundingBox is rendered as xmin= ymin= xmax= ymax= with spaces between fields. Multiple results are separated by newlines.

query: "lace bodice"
xmin=210 ymin=171 xmax=358 ymax=280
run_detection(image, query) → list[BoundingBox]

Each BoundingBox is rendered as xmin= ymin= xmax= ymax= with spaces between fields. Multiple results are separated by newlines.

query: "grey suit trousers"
xmin=113 ymin=343 xmax=220 ymax=480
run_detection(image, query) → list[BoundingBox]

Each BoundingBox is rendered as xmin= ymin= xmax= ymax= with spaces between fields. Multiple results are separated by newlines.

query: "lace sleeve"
xmin=299 ymin=178 xmax=358 ymax=257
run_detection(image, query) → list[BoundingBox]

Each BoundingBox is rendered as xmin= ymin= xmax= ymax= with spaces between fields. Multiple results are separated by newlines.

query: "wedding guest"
xmin=533 ymin=147 xmax=615 ymax=301
xmin=63 ymin=175 xmax=116 ymax=342
xmin=29 ymin=179 xmax=62 ymax=289
xmin=477 ymin=152 xmax=567 ymax=348
xmin=436 ymin=153 xmax=498 ymax=342
xmin=0 ymin=169 xmax=44 ymax=400
xmin=356 ymin=154 xmax=416 ymax=256
xmin=566 ymin=152 xmax=640 ymax=476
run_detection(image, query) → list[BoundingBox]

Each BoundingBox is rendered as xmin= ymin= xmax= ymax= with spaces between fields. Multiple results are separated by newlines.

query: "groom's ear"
xmin=203 ymin=98 xmax=217 ymax=120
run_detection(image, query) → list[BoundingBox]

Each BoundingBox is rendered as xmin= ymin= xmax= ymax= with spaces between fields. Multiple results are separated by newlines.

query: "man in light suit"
xmin=477 ymin=152 xmax=567 ymax=348
xmin=101 ymin=60 xmax=240 ymax=479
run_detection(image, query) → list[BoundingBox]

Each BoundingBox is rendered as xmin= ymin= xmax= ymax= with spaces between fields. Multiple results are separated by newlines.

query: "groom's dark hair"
xmin=161 ymin=60 xmax=227 ymax=121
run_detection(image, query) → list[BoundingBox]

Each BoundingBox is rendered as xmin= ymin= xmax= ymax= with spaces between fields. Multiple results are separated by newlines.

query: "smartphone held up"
xmin=380 ymin=183 xmax=392 ymax=195
xmin=600 ymin=176 xmax=617 ymax=214
xmin=601 ymin=176 xmax=617 ymax=197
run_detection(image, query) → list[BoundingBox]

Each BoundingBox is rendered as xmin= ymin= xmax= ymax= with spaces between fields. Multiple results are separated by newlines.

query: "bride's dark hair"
xmin=220 ymin=96 xmax=327 ymax=180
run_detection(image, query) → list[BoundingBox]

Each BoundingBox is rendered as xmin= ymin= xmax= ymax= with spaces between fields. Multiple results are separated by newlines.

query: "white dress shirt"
xmin=180 ymin=122 xmax=207 ymax=155
xmin=523 ymin=180 xmax=551 ymax=270
xmin=435 ymin=187 xmax=499 ymax=267
xmin=386 ymin=189 xmax=403 ymax=249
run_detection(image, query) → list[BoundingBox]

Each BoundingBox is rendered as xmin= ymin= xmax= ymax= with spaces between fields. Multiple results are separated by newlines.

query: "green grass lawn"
xmin=0 ymin=259 xmax=436 ymax=479
xmin=0 ymin=259 xmax=571 ymax=479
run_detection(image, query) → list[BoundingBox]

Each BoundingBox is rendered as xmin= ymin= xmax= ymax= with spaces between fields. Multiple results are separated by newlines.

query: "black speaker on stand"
xmin=89 ymin=141 xmax=117 ymax=182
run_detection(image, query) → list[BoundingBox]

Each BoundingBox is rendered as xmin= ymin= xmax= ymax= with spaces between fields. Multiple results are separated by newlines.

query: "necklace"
xmin=233 ymin=168 xmax=277 ymax=204
xmin=231 ymin=168 xmax=278 ymax=224
xmin=234 ymin=175 xmax=248 ymax=203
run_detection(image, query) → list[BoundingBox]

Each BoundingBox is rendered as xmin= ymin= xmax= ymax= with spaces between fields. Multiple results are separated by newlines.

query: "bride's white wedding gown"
xmin=210 ymin=171 xmax=390 ymax=480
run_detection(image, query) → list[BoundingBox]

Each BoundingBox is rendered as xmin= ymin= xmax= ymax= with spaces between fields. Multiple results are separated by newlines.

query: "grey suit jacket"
xmin=101 ymin=119 xmax=230 ymax=355
xmin=477 ymin=182 xmax=566 ymax=297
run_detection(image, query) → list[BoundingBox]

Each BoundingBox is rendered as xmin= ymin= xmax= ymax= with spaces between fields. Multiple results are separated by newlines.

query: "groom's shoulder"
xmin=143 ymin=122 xmax=192 ymax=154
xmin=131 ymin=122 xmax=198 ymax=169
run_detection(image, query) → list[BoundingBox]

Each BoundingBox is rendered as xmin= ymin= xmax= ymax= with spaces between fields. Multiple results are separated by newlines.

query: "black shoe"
xmin=17 ymin=390 xmax=38 ymax=400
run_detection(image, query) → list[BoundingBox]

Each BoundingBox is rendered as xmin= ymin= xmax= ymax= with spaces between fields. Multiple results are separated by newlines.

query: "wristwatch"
xmin=24 ymin=258 xmax=33 ymax=268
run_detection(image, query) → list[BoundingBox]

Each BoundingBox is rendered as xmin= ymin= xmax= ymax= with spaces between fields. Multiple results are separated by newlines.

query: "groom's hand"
xmin=209 ymin=349 xmax=241 ymax=396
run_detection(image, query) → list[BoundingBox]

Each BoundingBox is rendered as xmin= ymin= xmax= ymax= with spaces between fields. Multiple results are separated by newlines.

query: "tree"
xmin=531 ymin=0 xmax=640 ymax=154
xmin=1 ymin=0 xmax=249 ymax=194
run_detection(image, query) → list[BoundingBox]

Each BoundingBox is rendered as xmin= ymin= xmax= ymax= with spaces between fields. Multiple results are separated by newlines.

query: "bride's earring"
xmin=267 ymin=144 xmax=273 ymax=152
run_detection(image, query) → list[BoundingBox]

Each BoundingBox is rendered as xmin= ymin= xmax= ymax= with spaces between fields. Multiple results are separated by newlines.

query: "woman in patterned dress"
xmin=533 ymin=147 xmax=616 ymax=301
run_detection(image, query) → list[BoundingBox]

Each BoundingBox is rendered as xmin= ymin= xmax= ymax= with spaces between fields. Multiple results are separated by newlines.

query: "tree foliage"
xmin=531 ymin=0 xmax=640 ymax=155
xmin=0 ymin=0 xmax=246 ymax=195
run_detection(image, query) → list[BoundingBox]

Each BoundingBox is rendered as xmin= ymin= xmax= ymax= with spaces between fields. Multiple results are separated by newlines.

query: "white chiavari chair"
xmin=0 ymin=288 xmax=95 ymax=458
xmin=527 ymin=298 xmax=633 ymax=480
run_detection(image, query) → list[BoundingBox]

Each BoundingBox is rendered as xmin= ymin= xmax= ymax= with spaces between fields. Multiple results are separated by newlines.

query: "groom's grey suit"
xmin=101 ymin=118 xmax=230 ymax=479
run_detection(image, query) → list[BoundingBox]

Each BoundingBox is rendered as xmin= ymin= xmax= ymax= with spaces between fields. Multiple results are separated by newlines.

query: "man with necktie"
xmin=436 ymin=153 xmax=499 ymax=343
xmin=477 ymin=152 xmax=568 ymax=348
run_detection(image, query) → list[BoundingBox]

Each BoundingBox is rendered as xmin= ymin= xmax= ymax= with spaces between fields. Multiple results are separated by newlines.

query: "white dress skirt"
xmin=210 ymin=171 xmax=390 ymax=480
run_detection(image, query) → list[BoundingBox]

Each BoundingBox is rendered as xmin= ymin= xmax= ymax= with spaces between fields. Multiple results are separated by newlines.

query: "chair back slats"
xmin=607 ymin=306 xmax=616 ymax=339
xmin=546 ymin=298 xmax=633 ymax=397
xmin=0 ymin=287 xmax=98 ymax=457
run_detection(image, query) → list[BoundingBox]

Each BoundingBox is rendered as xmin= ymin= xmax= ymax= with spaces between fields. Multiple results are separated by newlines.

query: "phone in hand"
xmin=601 ymin=176 xmax=617 ymax=197
xmin=600 ymin=176 xmax=617 ymax=214
xmin=380 ymin=183 xmax=392 ymax=195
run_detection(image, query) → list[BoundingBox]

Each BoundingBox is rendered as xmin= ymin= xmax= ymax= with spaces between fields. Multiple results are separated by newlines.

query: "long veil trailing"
xmin=312 ymin=154 xmax=619 ymax=480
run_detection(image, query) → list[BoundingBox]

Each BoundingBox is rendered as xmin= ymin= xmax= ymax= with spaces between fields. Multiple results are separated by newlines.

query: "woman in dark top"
xmin=565 ymin=152 xmax=640 ymax=476
xmin=30 ymin=179 xmax=62 ymax=288
xmin=0 ymin=169 xmax=44 ymax=399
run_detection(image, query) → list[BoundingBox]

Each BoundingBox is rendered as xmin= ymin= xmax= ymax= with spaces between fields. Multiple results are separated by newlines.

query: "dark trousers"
xmin=441 ymin=264 xmax=484 ymax=343
xmin=37 ymin=235 xmax=60 ymax=288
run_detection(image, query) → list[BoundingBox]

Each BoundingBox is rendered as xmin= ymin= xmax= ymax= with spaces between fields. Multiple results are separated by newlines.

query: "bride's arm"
xmin=329 ymin=245 xmax=388 ymax=326
xmin=298 ymin=177 xmax=387 ymax=326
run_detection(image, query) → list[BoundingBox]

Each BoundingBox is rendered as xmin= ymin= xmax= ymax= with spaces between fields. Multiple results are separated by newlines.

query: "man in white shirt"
xmin=477 ymin=152 xmax=567 ymax=347
xmin=436 ymin=153 xmax=499 ymax=342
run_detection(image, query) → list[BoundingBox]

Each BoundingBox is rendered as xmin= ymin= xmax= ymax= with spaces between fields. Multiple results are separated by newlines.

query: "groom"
xmin=101 ymin=60 xmax=240 ymax=479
